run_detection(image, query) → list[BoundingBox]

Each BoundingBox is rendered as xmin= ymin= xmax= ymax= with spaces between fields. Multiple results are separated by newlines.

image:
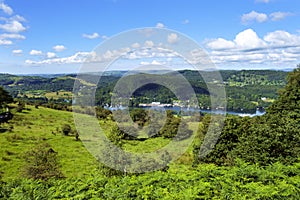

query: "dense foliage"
xmin=0 ymin=161 xmax=299 ymax=199
xmin=194 ymin=66 xmax=300 ymax=166
xmin=22 ymin=142 xmax=64 ymax=180
xmin=0 ymin=70 xmax=287 ymax=113
xmin=0 ymin=87 xmax=13 ymax=108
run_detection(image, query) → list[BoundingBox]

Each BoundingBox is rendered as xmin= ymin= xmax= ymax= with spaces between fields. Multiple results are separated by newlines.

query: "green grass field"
xmin=0 ymin=105 xmax=98 ymax=181
xmin=0 ymin=105 xmax=198 ymax=181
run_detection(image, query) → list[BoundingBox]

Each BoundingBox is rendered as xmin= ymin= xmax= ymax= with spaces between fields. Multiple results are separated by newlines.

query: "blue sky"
xmin=0 ymin=0 xmax=300 ymax=74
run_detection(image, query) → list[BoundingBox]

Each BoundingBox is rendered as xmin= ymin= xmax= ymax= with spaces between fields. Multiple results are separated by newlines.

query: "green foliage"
xmin=61 ymin=124 xmax=71 ymax=136
xmin=0 ymin=161 xmax=299 ymax=199
xmin=16 ymin=101 xmax=25 ymax=112
xmin=194 ymin=65 xmax=300 ymax=166
xmin=130 ymin=108 xmax=149 ymax=127
xmin=95 ymin=106 xmax=112 ymax=119
xmin=22 ymin=142 xmax=64 ymax=180
xmin=268 ymin=65 xmax=300 ymax=115
xmin=0 ymin=87 xmax=13 ymax=107
xmin=0 ymin=70 xmax=288 ymax=113
xmin=152 ymin=110 xmax=192 ymax=140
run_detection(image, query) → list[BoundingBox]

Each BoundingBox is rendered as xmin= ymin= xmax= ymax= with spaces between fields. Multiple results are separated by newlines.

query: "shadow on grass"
xmin=0 ymin=128 xmax=8 ymax=133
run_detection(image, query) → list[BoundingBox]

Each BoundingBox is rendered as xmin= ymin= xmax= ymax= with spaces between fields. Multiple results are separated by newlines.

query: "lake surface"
xmin=105 ymin=105 xmax=266 ymax=117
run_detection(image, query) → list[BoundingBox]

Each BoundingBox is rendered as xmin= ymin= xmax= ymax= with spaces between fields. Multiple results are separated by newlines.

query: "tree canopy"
xmin=194 ymin=65 xmax=300 ymax=166
xmin=0 ymin=87 xmax=13 ymax=107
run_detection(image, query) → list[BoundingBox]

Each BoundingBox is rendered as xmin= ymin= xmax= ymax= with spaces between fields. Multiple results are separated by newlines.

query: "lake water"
xmin=105 ymin=105 xmax=266 ymax=117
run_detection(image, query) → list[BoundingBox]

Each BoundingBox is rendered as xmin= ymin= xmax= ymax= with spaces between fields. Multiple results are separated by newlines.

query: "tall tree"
xmin=0 ymin=87 xmax=13 ymax=108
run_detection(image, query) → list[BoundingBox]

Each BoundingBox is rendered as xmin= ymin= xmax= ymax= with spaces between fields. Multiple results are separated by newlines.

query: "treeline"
xmin=194 ymin=66 xmax=300 ymax=166
xmin=0 ymin=70 xmax=288 ymax=114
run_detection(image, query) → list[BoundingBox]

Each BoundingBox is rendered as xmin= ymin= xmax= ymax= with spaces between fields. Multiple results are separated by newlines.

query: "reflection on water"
xmin=105 ymin=105 xmax=266 ymax=117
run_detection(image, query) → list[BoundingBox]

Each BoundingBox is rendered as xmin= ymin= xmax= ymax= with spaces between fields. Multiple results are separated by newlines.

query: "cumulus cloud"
xmin=82 ymin=32 xmax=100 ymax=39
xmin=0 ymin=2 xmax=13 ymax=15
xmin=30 ymin=49 xmax=43 ymax=56
xmin=270 ymin=12 xmax=293 ymax=21
xmin=140 ymin=60 xmax=165 ymax=65
xmin=10 ymin=15 xmax=26 ymax=22
xmin=25 ymin=44 xmax=179 ymax=66
xmin=206 ymin=38 xmax=235 ymax=50
xmin=167 ymin=33 xmax=179 ymax=44
xmin=0 ymin=39 xmax=11 ymax=45
xmin=0 ymin=20 xmax=26 ymax=33
xmin=241 ymin=11 xmax=268 ymax=24
xmin=205 ymin=29 xmax=300 ymax=67
xmin=0 ymin=3 xmax=27 ymax=46
xmin=234 ymin=29 xmax=266 ymax=49
xmin=144 ymin=40 xmax=154 ymax=48
xmin=131 ymin=42 xmax=140 ymax=49
xmin=263 ymin=30 xmax=300 ymax=47
xmin=0 ymin=33 xmax=25 ymax=40
xmin=46 ymin=52 xmax=56 ymax=58
xmin=26 ymin=51 xmax=99 ymax=65
xmin=53 ymin=45 xmax=66 ymax=52
xmin=156 ymin=23 xmax=165 ymax=28
xmin=12 ymin=49 xmax=22 ymax=54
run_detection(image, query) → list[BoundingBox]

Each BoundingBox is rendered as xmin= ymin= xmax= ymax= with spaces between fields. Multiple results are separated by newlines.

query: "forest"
xmin=0 ymin=67 xmax=299 ymax=199
xmin=0 ymin=70 xmax=287 ymax=113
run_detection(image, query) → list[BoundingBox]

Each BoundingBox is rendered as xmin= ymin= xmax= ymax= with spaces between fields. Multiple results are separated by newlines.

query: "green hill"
xmin=0 ymin=106 xmax=97 ymax=181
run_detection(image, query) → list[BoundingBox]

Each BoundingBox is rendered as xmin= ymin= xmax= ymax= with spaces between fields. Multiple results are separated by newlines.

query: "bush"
xmin=22 ymin=142 xmax=64 ymax=180
xmin=62 ymin=124 xmax=71 ymax=136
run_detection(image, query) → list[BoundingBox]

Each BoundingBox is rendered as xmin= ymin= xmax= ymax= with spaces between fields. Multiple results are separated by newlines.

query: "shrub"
xmin=22 ymin=142 xmax=64 ymax=180
xmin=61 ymin=124 xmax=71 ymax=136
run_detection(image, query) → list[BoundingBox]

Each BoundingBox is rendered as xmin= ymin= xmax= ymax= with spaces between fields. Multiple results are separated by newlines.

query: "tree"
xmin=62 ymin=124 xmax=71 ymax=136
xmin=130 ymin=108 xmax=149 ymax=127
xmin=23 ymin=142 xmax=64 ymax=180
xmin=0 ymin=87 xmax=13 ymax=108
xmin=16 ymin=101 xmax=25 ymax=112
xmin=194 ymin=65 xmax=300 ymax=166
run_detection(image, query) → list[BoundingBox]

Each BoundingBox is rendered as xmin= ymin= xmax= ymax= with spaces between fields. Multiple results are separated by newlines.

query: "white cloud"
xmin=24 ymin=45 xmax=178 ymax=65
xmin=30 ymin=50 xmax=43 ymax=56
xmin=156 ymin=23 xmax=165 ymax=28
xmin=264 ymin=30 xmax=300 ymax=47
xmin=0 ymin=3 xmax=27 ymax=46
xmin=206 ymin=38 xmax=235 ymax=50
xmin=0 ymin=33 xmax=25 ymax=46
xmin=131 ymin=42 xmax=140 ymax=48
xmin=10 ymin=15 xmax=26 ymax=22
xmin=0 ymin=20 xmax=26 ymax=33
xmin=0 ymin=33 xmax=25 ymax=40
xmin=82 ymin=32 xmax=100 ymax=39
xmin=140 ymin=60 xmax=165 ymax=65
xmin=46 ymin=52 xmax=56 ymax=59
xmin=144 ymin=40 xmax=154 ymax=48
xmin=0 ymin=2 xmax=13 ymax=15
xmin=0 ymin=39 xmax=11 ymax=45
xmin=234 ymin=29 xmax=266 ymax=49
xmin=167 ymin=33 xmax=179 ymax=44
xmin=205 ymin=29 xmax=300 ymax=67
xmin=12 ymin=49 xmax=22 ymax=54
xmin=270 ymin=12 xmax=292 ymax=21
xmin=53 ymin=45 xmax=66 ymax=52
xmin=25 ymin=51 xmax=100 ymax=65
xmin=241 ymin=11 xmax=268 ymax=24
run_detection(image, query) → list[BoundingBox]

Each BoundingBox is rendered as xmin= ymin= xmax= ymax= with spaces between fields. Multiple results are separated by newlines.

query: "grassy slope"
xmin=0 ymin=105 xmax=97 ymax=181
xmin=0 ymin=105 xmax=198 ymax=181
